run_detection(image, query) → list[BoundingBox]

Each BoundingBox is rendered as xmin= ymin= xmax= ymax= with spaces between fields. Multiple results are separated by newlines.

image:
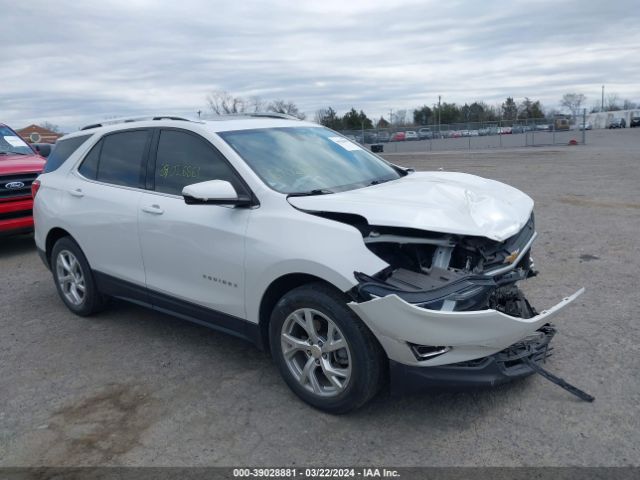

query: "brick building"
xmin=16 ymin=124 xmax=63 ymax=144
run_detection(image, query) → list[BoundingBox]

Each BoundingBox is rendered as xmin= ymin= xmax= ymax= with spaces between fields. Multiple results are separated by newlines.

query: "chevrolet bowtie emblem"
xmin=504 ymin=249 xmax=520 ymax=264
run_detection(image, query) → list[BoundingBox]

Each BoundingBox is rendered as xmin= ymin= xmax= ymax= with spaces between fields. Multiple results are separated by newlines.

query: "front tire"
xmin=269 ymin=283 xmax=385 ymax=413
xmin=51 ymin=237 xmax=107 ymax=316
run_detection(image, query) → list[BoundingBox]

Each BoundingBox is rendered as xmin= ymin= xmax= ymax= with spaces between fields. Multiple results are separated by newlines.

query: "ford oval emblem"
xmin=5 ymin=181 xmax=25 ymax=190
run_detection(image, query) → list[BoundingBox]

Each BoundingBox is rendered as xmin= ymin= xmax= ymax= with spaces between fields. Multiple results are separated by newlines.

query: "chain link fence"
xmin=339 ymin=114 xmax=588 ymax=153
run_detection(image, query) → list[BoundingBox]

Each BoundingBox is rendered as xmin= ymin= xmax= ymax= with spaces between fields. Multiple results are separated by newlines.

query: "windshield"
xmin=0 ymin=127 xmax=34 ymax=156
xmin=219 ymin=126 xmax=402 ymax=194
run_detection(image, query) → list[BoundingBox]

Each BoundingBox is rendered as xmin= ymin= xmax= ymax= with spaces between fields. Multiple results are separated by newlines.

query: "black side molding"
xmin=93 ymin=271 xmax=262 ymax=347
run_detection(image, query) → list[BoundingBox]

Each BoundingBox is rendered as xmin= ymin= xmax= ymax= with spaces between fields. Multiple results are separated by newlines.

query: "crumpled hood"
xmin=288 ymin=171 xmax=534 ymax=241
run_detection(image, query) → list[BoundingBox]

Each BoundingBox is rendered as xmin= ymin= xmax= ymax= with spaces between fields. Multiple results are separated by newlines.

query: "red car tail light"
xmin=31 ymin=179 xmax=41 ymax=199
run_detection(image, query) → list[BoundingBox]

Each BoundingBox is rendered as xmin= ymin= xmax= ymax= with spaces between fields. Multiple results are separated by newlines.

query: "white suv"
xmin=33 ymin=114 xmax=583 ymax=413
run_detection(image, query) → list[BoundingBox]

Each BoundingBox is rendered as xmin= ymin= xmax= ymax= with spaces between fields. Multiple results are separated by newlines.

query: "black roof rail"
xmin=152 ymin=116 xmax=190 ymax=121
xmin=79 ymin=115 xmax=196 ymax=131
xmin=205 ymin=112 xmax=302 ymax=121
xmin=80 ymin=123 xmax=103 ymax=131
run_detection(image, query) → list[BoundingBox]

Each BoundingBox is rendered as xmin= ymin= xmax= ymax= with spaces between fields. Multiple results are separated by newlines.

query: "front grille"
xmin=0 ymin=173 xmax=38 ymax=199
xmin=0 ymin=209 xmax=32 ymax=222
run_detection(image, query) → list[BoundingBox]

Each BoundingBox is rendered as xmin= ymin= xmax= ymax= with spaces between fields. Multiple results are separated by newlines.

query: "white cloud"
xmin=1 ymin=0 xmax=638 ymax=131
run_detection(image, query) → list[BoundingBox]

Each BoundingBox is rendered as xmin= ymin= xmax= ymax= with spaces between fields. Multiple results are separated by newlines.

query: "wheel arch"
xmin=45 ymin=227 xmax=74 ymax=267
xmin=258 ymin=273 xmax=348 ymax=352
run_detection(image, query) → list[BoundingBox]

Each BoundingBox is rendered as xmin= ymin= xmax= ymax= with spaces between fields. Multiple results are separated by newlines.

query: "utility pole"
xmin=388 ymin=109 xmax=393 ymax=125
xmin=601 ymin=85 xmax=604 ymax=112
xmin=438 ymin=95 xmax=442 ymax=137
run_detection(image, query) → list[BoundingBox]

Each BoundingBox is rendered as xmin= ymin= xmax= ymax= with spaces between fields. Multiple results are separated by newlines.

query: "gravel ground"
xmin=1 ymin=128 xmax=639 ymax=467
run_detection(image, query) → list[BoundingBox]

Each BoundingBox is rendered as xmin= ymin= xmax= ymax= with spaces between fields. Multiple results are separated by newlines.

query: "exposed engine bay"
xmin=353 ymin=214 xmax=538 ymax=317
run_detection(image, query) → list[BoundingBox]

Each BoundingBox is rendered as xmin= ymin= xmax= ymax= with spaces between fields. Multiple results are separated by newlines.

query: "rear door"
xmin=69 ymin=128 xmax=152 ymax=288
xmin=138 ymin=128 xmax=252 ymax=320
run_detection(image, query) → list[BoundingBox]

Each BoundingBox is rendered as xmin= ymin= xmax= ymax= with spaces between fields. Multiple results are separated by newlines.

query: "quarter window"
xmin=43 ymin=134 xmax=92 ymax=173
xmin=154 ymin=130 xmax=242 ymax=196
xmin=78 ymin=140 xmax=101 ymax=180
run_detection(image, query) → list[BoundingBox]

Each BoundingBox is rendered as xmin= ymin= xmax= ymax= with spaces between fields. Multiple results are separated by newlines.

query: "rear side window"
xmin=154 ymin=130 xmax=243 ymax=196
xmin=43 ymin=135 xmax=92 ymax=173
xmin=78 ymin=130 xmax=150 ymax=188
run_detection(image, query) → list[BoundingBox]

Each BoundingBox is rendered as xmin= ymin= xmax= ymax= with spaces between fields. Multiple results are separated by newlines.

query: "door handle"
xmin=142 ymin=204 xmax=164 ymax=215
xmin=68 ymin=188 xmax=84 ymax=198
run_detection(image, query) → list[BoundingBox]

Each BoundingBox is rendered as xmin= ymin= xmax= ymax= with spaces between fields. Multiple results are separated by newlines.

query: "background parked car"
xmin=32 ymin=143 xmax=54 ymax=157
xmin=405 ymin=131 xmax=418 ymax=141
xmin=609 ymin=118 xmax=626 ymax=129
xmin=390 ymin=132 xmax=406 ymax=142
xmin=418 ymin=127 xmax=432 ymax=140
xmin=554 ymin=118 xmax=570 ymax=131
xmin=630 ymin=116 xmax=640 ymax=128
xmin=0 ymin=123 xmax=46 ymax=236
xmin=377 ymin=131 xmax=390 ymax=143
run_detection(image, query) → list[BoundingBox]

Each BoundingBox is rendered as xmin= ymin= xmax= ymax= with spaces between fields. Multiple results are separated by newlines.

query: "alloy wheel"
xmin=280 ymin=308 xmax=352 ymax=397
xmin=56 ymin=250 xmax=86 ymax=306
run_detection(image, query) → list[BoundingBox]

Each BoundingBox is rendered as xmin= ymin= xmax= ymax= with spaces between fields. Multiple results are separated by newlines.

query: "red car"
xmin=390 ymin=131 xmax=406 ymax=142
xmin=0 ymin=123 xmax=46 ymax=235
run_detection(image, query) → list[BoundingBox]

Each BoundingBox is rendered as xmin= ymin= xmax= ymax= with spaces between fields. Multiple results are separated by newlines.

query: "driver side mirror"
xmin=182 ymin=180 xmax=252 ymax=206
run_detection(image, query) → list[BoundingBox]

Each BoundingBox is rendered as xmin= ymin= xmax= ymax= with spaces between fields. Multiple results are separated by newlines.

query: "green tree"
xmin=314 ymin=107 xmax=342 ymax=130
xmin=518 ymin=98 xmax=545 ymax=119
xmin=342 ymin=108 xmax=373 ymax=130
xmin=413 ymin=105 xmax=432 ymax=125
xmin=501 ymin=97 xmax=518 ymax=121
xmin=437 ymin=102 xmax=461 ymax=125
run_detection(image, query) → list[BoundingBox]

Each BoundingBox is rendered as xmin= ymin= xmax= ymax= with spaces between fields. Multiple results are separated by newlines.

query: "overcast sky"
xmin=2 ymin=0 xmax=639 ymax=131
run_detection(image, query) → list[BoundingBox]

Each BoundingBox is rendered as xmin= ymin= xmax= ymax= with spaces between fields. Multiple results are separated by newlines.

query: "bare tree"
xmin=267 ymin=99 xmax=306 ymax=119
xmin=207 ymin=90 xmax=249 ymax=114
xmin=247 ymin=96 xmax=265 ymax=113
xmin=40 ymin=121 xmax=62 ymax=133
xmin=560 ymin=93 xmax=586 ymax=119
xmin=622 ymin=99 xmax=637 ymax=110
xmin=605 ymin=94 xmax=621 ymax=111
xmin=392 ymin=109 xmax=407 ymax=126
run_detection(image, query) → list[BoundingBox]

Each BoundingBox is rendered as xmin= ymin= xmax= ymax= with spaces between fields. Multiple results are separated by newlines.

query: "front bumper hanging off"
xmin=348 ymin=286 xmax=585 ymax=393
xmin=389 ymin=324 xmax=556 ymax=393
xmin=348 ymin=288 xmax=585 ymax=367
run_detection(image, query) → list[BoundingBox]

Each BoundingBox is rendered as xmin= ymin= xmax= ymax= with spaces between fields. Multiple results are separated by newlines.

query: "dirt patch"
xmin=42 ymin=383 xmax=159 ymax=464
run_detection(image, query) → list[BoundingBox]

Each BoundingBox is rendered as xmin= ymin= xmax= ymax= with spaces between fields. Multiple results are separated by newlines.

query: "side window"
xmin=78 ymin=140 xmax=101 ymax=179
xmin=154 ymin=130 xmax=243 ymax=196
xmin=95 ymin=130 xmax=149 ymax=188
xmin=43 ymin=134 xmax=92 ymax=173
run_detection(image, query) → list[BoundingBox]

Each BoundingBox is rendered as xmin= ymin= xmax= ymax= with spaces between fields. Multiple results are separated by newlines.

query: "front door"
xmin=138 ymin=128 xmax=252 ymax=320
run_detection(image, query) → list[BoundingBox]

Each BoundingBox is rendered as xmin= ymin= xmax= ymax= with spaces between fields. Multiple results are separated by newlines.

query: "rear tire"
xmin=269 ymin=283 xmax=386 ymax=413
xmin=51 ymin=237 xmax=107 ymax=316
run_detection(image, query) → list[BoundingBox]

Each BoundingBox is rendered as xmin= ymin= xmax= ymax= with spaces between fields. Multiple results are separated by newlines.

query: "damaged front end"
xmin=346 ymin=213 xmax=585 ymax=391
xmin=354 ymin=214 xmax=539 ymax=316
